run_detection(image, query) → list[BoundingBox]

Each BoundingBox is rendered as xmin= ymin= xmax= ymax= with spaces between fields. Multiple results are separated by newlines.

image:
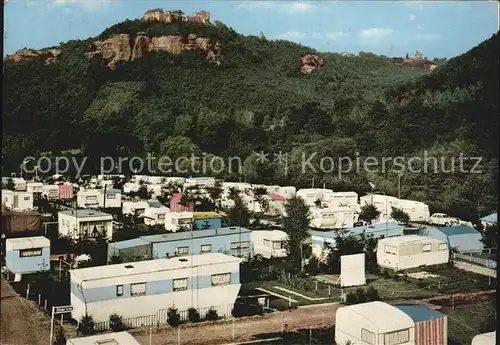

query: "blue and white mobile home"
xmin=5 ymin=236 xmax=50 ymax=274
xmin=70 ymin=253 xmax=243 ymax=322
xmin=310 ymin=222 xmax=404 ymax=259
xmin=108 ymin=226 xmax=253 ymax=262
xmin=418 ymin=226 xmax=484 ymax=253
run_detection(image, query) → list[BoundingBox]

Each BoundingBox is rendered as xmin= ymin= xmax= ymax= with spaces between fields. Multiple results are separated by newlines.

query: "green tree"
xmin=282 ymin=196 xmax=310 ymax=274
xmin=78 ymin=314 xmax=95 ymax=335
xmin=358 ymin=204 xmax=380 ymax=223
xmin=390 ymin=207 xmax=410 ymax=225
xmin=167 ymin=306 xmax=182 ymax=326
xmin=227 ymin=196 xmax=251 ymax=228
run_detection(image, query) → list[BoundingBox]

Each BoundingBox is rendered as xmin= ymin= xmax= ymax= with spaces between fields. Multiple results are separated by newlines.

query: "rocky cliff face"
xmin=300 ymin=54 xmax=324 ymax=74
xmin=86 ymin=33 xmax=221 ymax=69
xmin=5 ymin=48 xmax=61 ymax=65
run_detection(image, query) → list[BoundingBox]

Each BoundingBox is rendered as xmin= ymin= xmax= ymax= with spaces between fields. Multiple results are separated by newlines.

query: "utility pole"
xmin=397 ymin=171 xmax=402 ymax=199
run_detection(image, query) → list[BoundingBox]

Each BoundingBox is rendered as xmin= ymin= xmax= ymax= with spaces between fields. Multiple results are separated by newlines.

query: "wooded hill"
xmin=3 ymin=18 xmax=498 ymax=220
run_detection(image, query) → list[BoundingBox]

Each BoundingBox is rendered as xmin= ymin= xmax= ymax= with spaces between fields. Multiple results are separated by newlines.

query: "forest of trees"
xmin=3 ymin=19 xmax=498 ymax=221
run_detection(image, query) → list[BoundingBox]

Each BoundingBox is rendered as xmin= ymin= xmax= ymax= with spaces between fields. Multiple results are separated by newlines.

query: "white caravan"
xmin=251 ymin=230 xmax=288 ymax=258
xmin=144 ymin=207 xmax=170 ymax=226
xmin=310 ymin=207 xmax=357 ymax=229
xmin=165 ymin=212 xmax=194 ymax=232
xmin=377 ymin=235 xmax=449 ymax=271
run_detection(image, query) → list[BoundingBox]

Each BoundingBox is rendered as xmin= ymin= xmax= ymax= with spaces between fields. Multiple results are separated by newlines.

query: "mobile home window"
xmin=211 ymin=273 xmax=231 ymax=286
xmin=177 ymin=247 xmax=189 ymax=255
xmin=173 ymin=278 xmax=188 ymax=291
xmin=384 ymin=245 xmax=397 ymax=255
xmin=422 ymin=243 xmax=432 ymax=252
xmin=19 ymin=248 xmax=42 ymax=257
xmin=231 ymin=242 xmax=250 ymax=249
xmin=86 ymin=195 xmax=97 ymax=201
xmin=438 ymin=243 xmax=447 ymax=251
xmin=263 ymin=239 xmax=270 ymax=247
xmin=23 ymin=196 xmax=30 ymax=201
xmin=106 ymin=194 xmax=116 ymax=199
xmin=361 ymin=329 xmax=375 ymax=345
xmin=384 ymin=329 xmax=410 ymax=345
xmin=116 ymin=285 xmax=123 ymax=297
xmin=130 ymin=283 xmax=146 ymax=297
xmin=272 ymin=241 xmax=284 ymax=250
xmin=158 ymin=214 xmax=165 ymax=220
xmin=201 ymin=244 xmax=212 ymax=253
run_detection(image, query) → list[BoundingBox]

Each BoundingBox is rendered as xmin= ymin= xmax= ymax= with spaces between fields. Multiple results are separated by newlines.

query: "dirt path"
xmin=1 ymin=278 xmax=52 ymax=345
xmin=131 ymin=290 xmax=496 ymax=345
xmin=132 ymin=303 xmax=340 ymax=345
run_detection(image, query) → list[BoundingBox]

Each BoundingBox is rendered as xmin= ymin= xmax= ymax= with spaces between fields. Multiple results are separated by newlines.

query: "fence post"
xmin=309 ymin=326 xmax=312 ymax=345
xmin=328 ymin=285 xmax=331 ymax=298
xmin=149 ymin=328 xmax=152 ymax=345
xmin=281 ymin=313 xmax=284 ymax=334
xmin=26 ymin=284 xmax=30 ymax=299
xmin=44 ymin=300 xmax=47 ymax=310
xmin=38 ymin=294 xmax=41 ymax=306
xmin=315 ymin=281 xmax=318 ymax=292
xmin=177 ymin=326 xmax=180 ymax=345
xmin=232 ymin=319 xmax=235 ymax=340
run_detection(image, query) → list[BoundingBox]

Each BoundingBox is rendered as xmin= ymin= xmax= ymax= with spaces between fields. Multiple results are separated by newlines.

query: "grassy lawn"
xmin=446 ymin=299 xmax=496 ymax=345
xmin=243 ymin=265 xmax=495 ymax=307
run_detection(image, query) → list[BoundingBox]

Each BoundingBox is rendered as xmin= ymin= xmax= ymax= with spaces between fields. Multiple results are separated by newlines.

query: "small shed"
xmin=5 ymin=236 xmax=50 ymax=274
xmin=395 ymin=304 xmax=447 ymax=345
xmin=169 ymin=193 xmax=195 ymax=212
xmin=58 ymin=183 xmax=74 ymax=199
xmin=418 ymin=226 xmax=484 ymax=253
xmin=335 ymin=301 xmax=415 ymax=345
xmin=1 ymin=210 xmax=42 ymax=235
xmin=193 ymin=211 xmax=222 ymax=230
xmin=67 ymin=331 xmax=141 ymax=345
xmin=472 ymin=331 xmax=496 ymax=345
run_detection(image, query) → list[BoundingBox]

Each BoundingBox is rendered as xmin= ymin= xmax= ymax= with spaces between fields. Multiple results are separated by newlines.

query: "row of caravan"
xmin=306 ymin=192 xmax=431 ymax=229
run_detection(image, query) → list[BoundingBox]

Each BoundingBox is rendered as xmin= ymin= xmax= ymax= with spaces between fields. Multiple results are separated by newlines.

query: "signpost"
xmin=49 ymin=305 xmax=73 ymax=345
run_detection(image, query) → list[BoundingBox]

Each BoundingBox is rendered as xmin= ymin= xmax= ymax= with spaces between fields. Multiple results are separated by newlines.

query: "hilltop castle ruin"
xmin=144 ymin=9 xmax=210 ymax=25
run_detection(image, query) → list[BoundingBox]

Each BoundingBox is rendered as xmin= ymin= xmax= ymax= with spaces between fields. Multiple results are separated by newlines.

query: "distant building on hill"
xmin=143 ymin=9 xmax=210 ymax=25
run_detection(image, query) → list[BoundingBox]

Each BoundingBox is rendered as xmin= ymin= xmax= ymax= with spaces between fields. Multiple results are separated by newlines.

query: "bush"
xmin=188 ymin=307 xmax=200 ymax=323
xmin=109 ymin=313 xmax=125 ymax=331
xmin=167 ymin=306 xmax=182 ymax=326
xmin=53 ymin=327 xmax=66 ymax=345
xmin=355 ymin=287 xmax=367 ymax=303
xmin=382 ymin=269 xmax=391 ymax=279
xmin=232 ymin=302 xmax=264 ymax=317
xmin=78 ymin=314 xmax=94 ymax=336
xmin=365 ymin=286 xmax=380 ymax=301
xmin=344 ymin=292 xmax=358 ymax=305
xmin=205 ymin=308 xmax=219 ymax=321
xmin=393 ymin=274 xmax=401 ymax=281
xmin=269 ymin=299 xmax=290 ymax=311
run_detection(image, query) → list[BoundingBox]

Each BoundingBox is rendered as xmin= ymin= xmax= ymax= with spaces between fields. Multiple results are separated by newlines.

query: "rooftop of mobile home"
xmin=70 ymin=253 xmax=243 ymax=282
xmin=59 ymin=209 xmax=113 ymax=218
xmin=6 ymin=236 xmax=50 ymax=250
xmin=378 ymin=235 xmax=446 ymax=246
xmin=193 ymin=211 xmax=222 ymax=219
xmin=394 ymin=304 xmax=445 ymax=322
xmin=337 ymin=301 xmax=414 ymax=332
xmin=309 ymin=222 xmax=402 ymax=239
xmin=479 ymin=213 xmax=497 ymax=224
xmin=66 ymin=331 xmax=140 ymax=345
xmin=141 ymin=226 xmax=251 ymax=243
xmin=436 ymin=225 xmax=480 ymax=236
